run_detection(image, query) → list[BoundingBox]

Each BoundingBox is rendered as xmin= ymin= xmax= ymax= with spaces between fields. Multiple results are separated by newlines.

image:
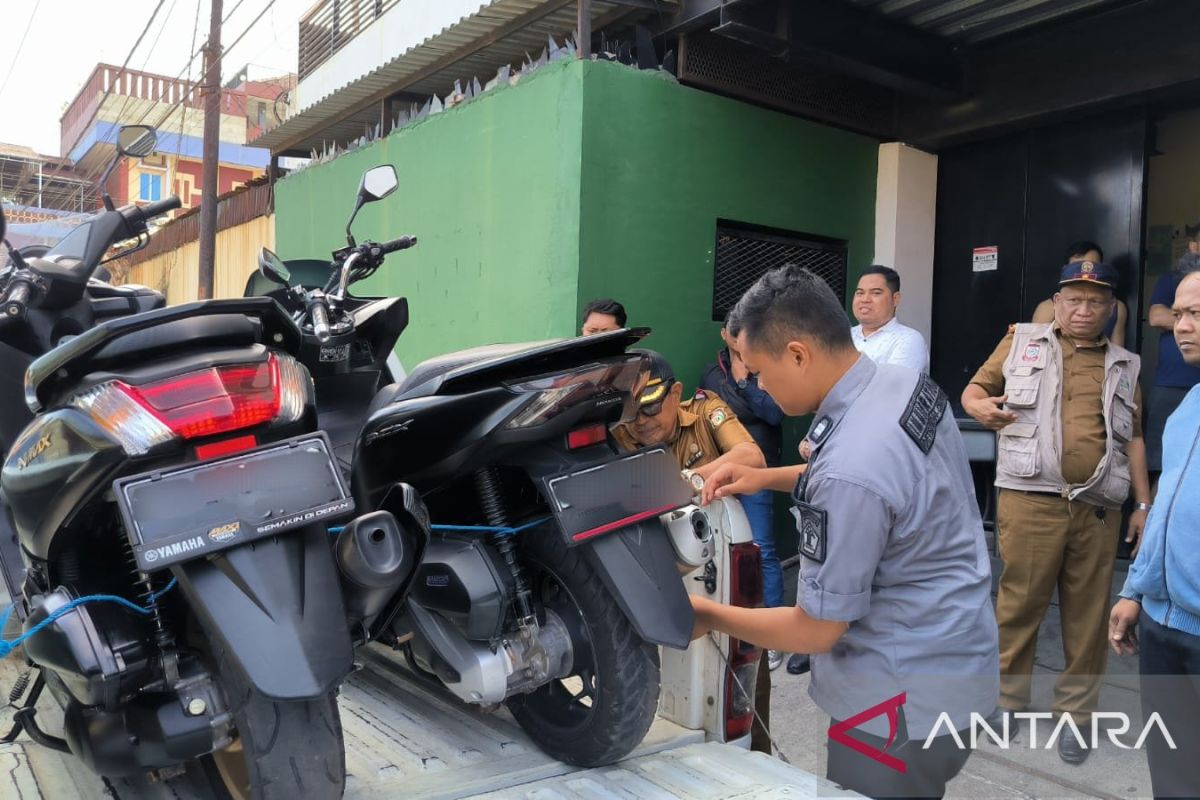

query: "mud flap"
xmin=581 ymin=520 xmax=694 ymax=650
xmin=172 ymin=525 xmax=353 ymax=700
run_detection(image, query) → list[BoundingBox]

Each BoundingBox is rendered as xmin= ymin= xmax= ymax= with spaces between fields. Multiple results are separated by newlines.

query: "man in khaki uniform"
xmin=612 ymin=350 xmax=770 ymax=751
xmin=612 ymin=350 xmax=764 ymax=480
xmin=962 ymin=260 xmax=1151 ymax=765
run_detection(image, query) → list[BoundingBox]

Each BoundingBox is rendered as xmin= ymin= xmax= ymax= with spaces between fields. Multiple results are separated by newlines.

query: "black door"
xmin=932 ymin=111 xmax=1148 ymax=410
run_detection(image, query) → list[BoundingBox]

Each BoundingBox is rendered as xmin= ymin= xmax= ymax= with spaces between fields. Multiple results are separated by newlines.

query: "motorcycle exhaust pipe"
xmin=335 ymin=510 xmax=418 ymax=631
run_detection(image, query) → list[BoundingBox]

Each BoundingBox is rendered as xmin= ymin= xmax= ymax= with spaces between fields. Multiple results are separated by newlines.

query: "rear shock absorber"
xmin=474 ymin=468 xmax=537 ymax=626
xmin=124 ymin=540 xmax=174 ymax=653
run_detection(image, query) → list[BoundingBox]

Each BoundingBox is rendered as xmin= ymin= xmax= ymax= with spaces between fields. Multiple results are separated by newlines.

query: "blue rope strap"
xmin=329 ymin=516 xmax=552 ymax=538
xmin=0 ymin=578 xmax=178 ymax=660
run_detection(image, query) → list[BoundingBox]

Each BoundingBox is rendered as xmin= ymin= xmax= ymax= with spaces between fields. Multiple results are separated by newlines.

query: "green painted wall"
xmin=577 ymin=59 xmax=879 ymax=394
xmin=274 ymin=59 xmax=585 ymax=368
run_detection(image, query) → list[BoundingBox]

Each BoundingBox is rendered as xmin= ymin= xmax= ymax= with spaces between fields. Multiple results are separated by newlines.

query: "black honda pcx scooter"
xmin=0 ymin=129 xmax=424 ymax=798
xmin=251 ymin=164 xmax=696 ymax=767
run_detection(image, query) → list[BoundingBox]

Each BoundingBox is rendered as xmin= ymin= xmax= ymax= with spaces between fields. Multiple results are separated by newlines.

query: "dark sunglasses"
xmin=638 ymin=399 xmax=666 ymax=418
xmin=636 ymin=380 xmax=675 ymax=418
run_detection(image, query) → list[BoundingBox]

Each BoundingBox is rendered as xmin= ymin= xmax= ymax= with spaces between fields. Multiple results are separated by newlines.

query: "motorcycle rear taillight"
xmin=724 ymin=542 xmax=763 ymax=741
xmin=71 ymin=353 xmax=309 ymax=454
xmin=504 ymin=357 xmax=645 ymax=429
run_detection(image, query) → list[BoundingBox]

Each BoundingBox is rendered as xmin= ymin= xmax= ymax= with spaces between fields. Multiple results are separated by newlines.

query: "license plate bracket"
xmin=542 ymin=447 xmax=693 ymax=546
xmin=114 ymin=433 xmax=353 ymax=572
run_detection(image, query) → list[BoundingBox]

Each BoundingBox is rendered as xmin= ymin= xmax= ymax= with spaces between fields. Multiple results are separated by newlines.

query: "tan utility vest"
xmin=995 ymin=323 xmax=1140 ymax=508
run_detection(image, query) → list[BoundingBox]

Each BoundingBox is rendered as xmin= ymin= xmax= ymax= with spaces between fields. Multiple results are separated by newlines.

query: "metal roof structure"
xmin=254 ymin=0 xmax=673 ymax=156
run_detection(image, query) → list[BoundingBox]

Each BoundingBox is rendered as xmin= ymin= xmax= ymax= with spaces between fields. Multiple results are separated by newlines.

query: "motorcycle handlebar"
xmin=379 ymin=235 xmax=417 ymax=255
xmin=132 ymin=196 xmax=183 ymax=224
xmin=3 ymin=280 xmax=31 ymax=320
xmin=309 ymin=298 xmax=332 ymax=343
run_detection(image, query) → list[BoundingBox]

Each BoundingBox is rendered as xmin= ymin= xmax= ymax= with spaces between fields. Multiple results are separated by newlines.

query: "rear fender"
xmin=172 ymin=525 xmax=352 ymax=700
xmin=579 ymin=521 xmax=694 ymax=650
xmin=516 ymin=444 xmax=693 ymax=650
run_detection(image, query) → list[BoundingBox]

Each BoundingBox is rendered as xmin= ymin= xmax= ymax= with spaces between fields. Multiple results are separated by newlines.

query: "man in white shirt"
xmin=850 ymin=265 xmax=928 ymax=372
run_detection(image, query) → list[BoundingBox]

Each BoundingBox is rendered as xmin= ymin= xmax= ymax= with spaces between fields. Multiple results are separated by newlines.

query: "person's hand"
xmin=964 ymin=395 xmax=1018 ymax=430
xmin=1109 ymin=598 xmax=1141 ymax=656
xmin=700 ymin=463 xmax=769 ymax=505
xmin=798 ymin=439 xmax=813 ymax=462
xmin=690 ymin=594 xmax=718 ymax=641
xmin=1127 ymin=509 xmax=1148 ymax=558
xmin=729 ymin=350 xmax=749 ymax=382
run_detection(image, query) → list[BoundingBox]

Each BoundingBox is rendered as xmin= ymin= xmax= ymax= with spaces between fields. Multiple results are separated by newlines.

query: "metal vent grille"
xmin=678 ymin=33 xmax=896 ymax=138
xmin=712 ymin=222 xmax=848 ymax=322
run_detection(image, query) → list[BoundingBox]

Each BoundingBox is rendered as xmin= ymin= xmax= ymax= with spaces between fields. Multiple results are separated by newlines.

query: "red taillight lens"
xmin=121 ymin=356 xmax=281 ymax=440
xmin=567 ymin=424 xmax=607 ymax=450
xmin=730 ymin=542 xmax=764 ymax=609
xmin=195 ymin=435 xmax=258 ymax=460
xmin=70 ymin=354 xmax=309 ymax=456
xmin=724 ymin=542 xmax=763 ymax=741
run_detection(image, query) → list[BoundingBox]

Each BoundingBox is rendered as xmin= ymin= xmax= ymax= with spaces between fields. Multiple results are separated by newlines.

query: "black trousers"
xmin=1139 ymin=611 xmax=1200 ymax=799
xmin=826 ymin=722 xmax=971 ymax=800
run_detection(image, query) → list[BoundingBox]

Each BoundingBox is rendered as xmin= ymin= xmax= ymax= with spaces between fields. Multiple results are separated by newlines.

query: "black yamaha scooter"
xmin=252 ymin=164 xmax=695 ymax=767
xmin=0 ymin=128 xmax=424 ymax=798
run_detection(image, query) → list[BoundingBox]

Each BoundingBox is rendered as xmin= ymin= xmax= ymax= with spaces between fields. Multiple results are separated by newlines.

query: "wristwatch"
xmin=1134 ymin=502 xmax=1152 ymax=512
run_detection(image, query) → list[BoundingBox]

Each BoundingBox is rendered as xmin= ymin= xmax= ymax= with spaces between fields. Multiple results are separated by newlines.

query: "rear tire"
xmin=198 ymin=637 xmax=345 ymax=800
xmin=506 ymin=525 xmax=660 ymax=767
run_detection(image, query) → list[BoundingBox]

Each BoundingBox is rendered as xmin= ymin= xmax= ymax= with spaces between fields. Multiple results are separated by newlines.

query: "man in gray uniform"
xmin=695 ymin=265 xmax=999 ymax=799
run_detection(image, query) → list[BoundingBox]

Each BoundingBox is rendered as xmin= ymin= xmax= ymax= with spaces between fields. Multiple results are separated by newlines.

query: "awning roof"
xmin=254 ymin=0 xmax=668 ymax=156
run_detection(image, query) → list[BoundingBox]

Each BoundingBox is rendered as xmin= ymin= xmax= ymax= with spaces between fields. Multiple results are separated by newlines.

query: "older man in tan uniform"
xmin=962 ymin=259 xmax=1151 ymax=765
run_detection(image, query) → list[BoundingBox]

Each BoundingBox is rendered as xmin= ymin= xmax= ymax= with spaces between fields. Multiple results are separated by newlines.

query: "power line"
xmin=0 ymin=0 xmax=44 ymax=103
xmin=102 ymin=0 xmax=183 ymax=160
xmin=66 ymin=0 xmax=171 ymax=188
xmin=222 ymin=0 xmax=280 ymax=65
xmin=147 ymin=0 xmax=279 ymax=133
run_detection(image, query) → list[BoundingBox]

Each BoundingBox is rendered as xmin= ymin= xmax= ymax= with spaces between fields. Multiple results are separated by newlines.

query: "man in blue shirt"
xmin=700 ymin=319 xmax=786 ymax=641
xmin=1145 ymin=251 xmax=1200 ymax=478
xmin=1110 ymin=267 xmax=1200 ymax=798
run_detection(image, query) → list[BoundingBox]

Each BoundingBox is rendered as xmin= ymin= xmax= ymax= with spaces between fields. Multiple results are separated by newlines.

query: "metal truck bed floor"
xmin=0 ymin=642 xmax=740 ymax=799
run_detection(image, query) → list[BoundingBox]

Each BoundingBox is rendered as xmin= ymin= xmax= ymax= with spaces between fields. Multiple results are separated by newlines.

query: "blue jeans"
xmin=739 ymin=491 xmax=782 ymax=608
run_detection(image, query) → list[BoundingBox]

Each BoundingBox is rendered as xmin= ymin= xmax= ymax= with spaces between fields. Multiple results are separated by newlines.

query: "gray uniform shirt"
xmin=795 ymin=356 xmax=999 ymax=739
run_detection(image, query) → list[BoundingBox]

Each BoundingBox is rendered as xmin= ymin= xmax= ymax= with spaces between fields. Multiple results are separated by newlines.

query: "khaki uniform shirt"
xmin=970 ymin=327 xmax=1143 ymax=484
xmin=613 ymin=390 xmax=755 ymax=469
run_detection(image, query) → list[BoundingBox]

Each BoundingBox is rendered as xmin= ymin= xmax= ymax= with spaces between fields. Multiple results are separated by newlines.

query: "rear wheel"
xmin=506 ymin=525 xmax=660 ymax=767
xmin=198 ymin=636 xmax=345 ymax=800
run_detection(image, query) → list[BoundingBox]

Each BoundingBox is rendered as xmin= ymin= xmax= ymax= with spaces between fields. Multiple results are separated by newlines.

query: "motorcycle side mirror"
xmin=345 ymin=164 xmax=398 ymax=246
xmin=258 ymin=248 xmax=292 ymax=286
xmin=117 ymin=125 xmax=157 ymax=158
xmin=99 ymin=126 xmax=160 ymax=211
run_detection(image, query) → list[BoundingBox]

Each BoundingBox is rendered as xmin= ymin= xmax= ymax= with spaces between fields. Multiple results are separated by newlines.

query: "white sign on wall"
xmin=972 ymin=246 xmax=999 ymax=272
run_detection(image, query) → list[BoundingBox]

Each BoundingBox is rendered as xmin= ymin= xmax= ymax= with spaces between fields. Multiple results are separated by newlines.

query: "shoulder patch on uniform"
xmin=793 ymin=502 xmax=827 ymax=563
xmin=708 ymin=407 xmax=728 ymax=427
xmin=899 ymin=374 xmax=948 ymax=455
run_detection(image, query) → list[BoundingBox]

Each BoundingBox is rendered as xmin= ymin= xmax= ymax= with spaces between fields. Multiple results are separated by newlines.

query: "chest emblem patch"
xmin=1022 ymin=343 xmax=1042 ymax=363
